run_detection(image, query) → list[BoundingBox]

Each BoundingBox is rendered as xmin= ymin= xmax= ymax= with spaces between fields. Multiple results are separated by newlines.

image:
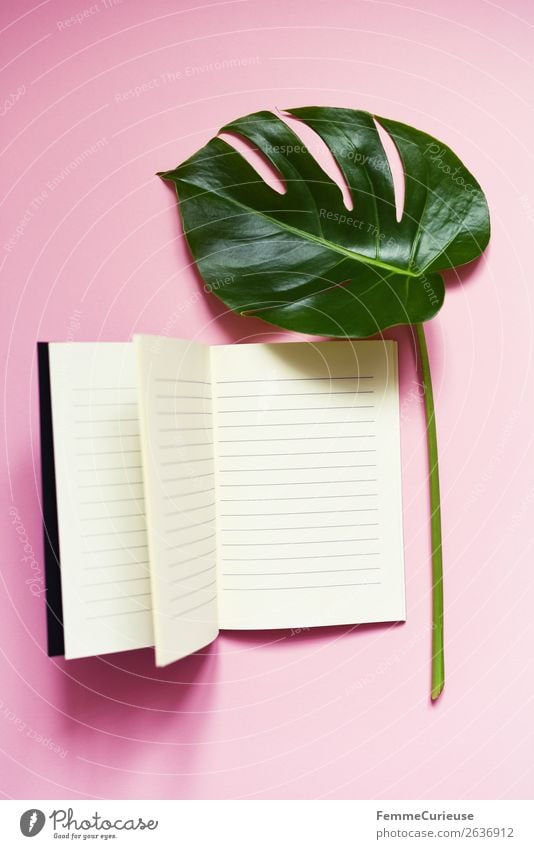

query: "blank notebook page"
xmin=210 ymin=340 xmax=405 ymax=630
xmin=48 ymin=343 xmax=153 ymax=659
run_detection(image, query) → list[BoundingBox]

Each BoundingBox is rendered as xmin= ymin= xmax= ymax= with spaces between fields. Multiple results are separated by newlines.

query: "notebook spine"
xmin=37 ymin=342 xmax=65 ymax=657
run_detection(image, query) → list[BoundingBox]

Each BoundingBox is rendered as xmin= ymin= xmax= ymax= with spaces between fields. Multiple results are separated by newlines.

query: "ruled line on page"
xmin=221 ymin=553 xmax=381 ymax=562
xmin=75 ymin=432 xmax=141 ymax=440
xmin=220 ymin=508 xmax=379 ymax=517
xmin=167 ymin=549 xmax=216 ymax=569
xmin=80 ymin=496 xmax=145 ymax=505
xmin=78 ymin=464 xmax=143 ymax=472
xmin=74 ymin=401 xmax=137 ymax=408
xmin=154 ymin=378 xmax=211 ymax=385
xmin=166 ymin=518 xmax=214 ymax=534
xmin=157 ymin=410 xmax=208 ymax=415
xmin=216 ymin=375 xmax=373 ymax=383
xmin=170 ymin=579 xmax=217 ymax=604
xmin=223 ymin=567 xmax=380 ymax=576
xmin=75 ymin=417 xmax=139 ymax=424
xmin=159 ymin=426 xmax=213 ymax=432
xmin=220 ymin=523 xmax=380 ymax=531
xmin=83 ymin=526 xmax=146 ymax=539
xmin=86 ymin=591 xmax=151 ymax=604
xmin=218 ymin=464 xmax=377 ymax=472
xmin=85 ymin=576 xmax=150 ymax=588
xmin=160 ymin=442 xmax=213 ymax=449
xmin=218 ymin=435 xmax=376 ymax=443
xmin=219 ymin=478 xmax=377 ymax=487
xmin=169 ymin=565 xmax=216 ymax=585
xmin=171 ymin=595 xmax=217 ymax=619
xmin=86 ymin=605 xmax=151 ymax=620
xmin=84 ymin=559 xmax=149 ymax=571
xmin=220 ymin=494 xmax=379 ymax=502
xmin=71 ymin=386 xmax=137 ymax=391
xmin=78 ymin=449 xmax=142 ymax=457
xmin=221 ymin=537 xmax=380 ymax=547
xmin=161 ymin=473 xmax=214 ymax=483
xmin=164 ymin=501 xmax=215 ymax=517
xmin=83 ymin=543 xmax=148 ymax=555
xmin=166 ymin=533 xmax=216 ymax=551
xmin=81 ymin=512 xmax=144 ymax=521
xmin=217 ymin=390 xmax=374 ymax=399
xmin=160 ymin=457 xmax=214 ymax=466
xmin=163 ymin=486 xmax=214 ymax=500
xmin=217 ymin=420 xmax=375 ymax=428
xmin=156 ymin=394 xmax=211 ymax=400
xmin=219 ymin=449 xmax=377 ymax=458
xmin=222 ymin=582 xmax=382 ymax=591
xmin=78 ymin=479 xmax=143 ymax=489
xmin=216 ymin=405 xmax=375 ymax=413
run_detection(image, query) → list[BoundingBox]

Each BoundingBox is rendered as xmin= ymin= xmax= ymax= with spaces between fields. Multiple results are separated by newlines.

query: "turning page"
xmin=47 ymin=343 xmax=154 ymax=659
xmin=134 ymin=335 xmax=218 ymax=666
xmin=210 ymin=340 xmax=405 ymax=630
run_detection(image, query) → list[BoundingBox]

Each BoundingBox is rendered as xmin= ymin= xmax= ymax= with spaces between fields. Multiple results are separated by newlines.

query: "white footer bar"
xmin=1 ymin=800 xmax=533 ymax=847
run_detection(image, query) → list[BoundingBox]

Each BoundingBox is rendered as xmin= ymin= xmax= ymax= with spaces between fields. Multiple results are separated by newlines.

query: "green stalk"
xmin=414 ymin=323 xmax=444 ymax=700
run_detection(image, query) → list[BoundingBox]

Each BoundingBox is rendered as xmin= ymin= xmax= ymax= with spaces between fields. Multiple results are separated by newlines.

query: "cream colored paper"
xmin=48 ymin=337 xmax=405 ymax=665
xmin=49 ymin=343 xmax=153 ymax=659
xmin=210 ymin=340 xmax=405 ymax=630
xmin=134 ymin=335 xmax=218 ymax=666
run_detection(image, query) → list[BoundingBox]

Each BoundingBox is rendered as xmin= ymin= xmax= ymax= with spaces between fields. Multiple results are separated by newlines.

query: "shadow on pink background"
xmin=1 ymin=0 xmax=533 ymax=799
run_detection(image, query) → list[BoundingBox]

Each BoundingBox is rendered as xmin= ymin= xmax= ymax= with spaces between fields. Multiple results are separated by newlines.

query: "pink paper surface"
xmin=1 ymin=0 xmax=533 ymax=800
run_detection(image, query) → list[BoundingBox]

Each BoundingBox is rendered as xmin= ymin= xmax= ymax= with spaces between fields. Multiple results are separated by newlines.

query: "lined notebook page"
xmin=134 ymin=335 xmax=218 ymax=666
xmin=210 ymin=340 xmax=405 ymax=630
xmin=48 ymin=343 xmax=153 ymax=659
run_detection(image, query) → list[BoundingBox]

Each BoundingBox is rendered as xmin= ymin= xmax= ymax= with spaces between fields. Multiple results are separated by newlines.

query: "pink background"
xmin=2 ymin=0 xmax=533 ymax=800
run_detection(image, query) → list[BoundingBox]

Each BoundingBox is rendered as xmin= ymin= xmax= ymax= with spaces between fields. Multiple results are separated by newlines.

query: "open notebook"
xmin=38 ymin=336 xmax=405 ymax=666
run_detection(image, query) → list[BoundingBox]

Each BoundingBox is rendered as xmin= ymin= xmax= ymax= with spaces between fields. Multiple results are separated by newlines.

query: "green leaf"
xmin=159 ymin=106 xmax=490 ymax=337
xmin=159 ymin=106 xmax=491 ymax=700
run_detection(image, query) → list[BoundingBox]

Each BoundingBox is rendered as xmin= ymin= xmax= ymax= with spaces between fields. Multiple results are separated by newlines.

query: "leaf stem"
xmin=414 ymin=323 xmax=444 ymax=701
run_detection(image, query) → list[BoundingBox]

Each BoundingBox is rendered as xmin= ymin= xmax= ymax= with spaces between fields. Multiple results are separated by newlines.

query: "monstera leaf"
xmin=158 ymin=107 xmax=489 ymax=338
xmin=159 ymin=107 xmax=490 ymax=701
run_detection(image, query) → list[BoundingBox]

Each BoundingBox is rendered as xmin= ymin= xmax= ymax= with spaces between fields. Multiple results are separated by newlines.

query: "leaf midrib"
xmin=178 ymin=176 xmax=420 ymax=279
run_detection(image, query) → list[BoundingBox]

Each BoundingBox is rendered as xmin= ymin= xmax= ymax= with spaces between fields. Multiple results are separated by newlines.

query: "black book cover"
xmin=37 ymin=342 xmax=64 ymax=656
